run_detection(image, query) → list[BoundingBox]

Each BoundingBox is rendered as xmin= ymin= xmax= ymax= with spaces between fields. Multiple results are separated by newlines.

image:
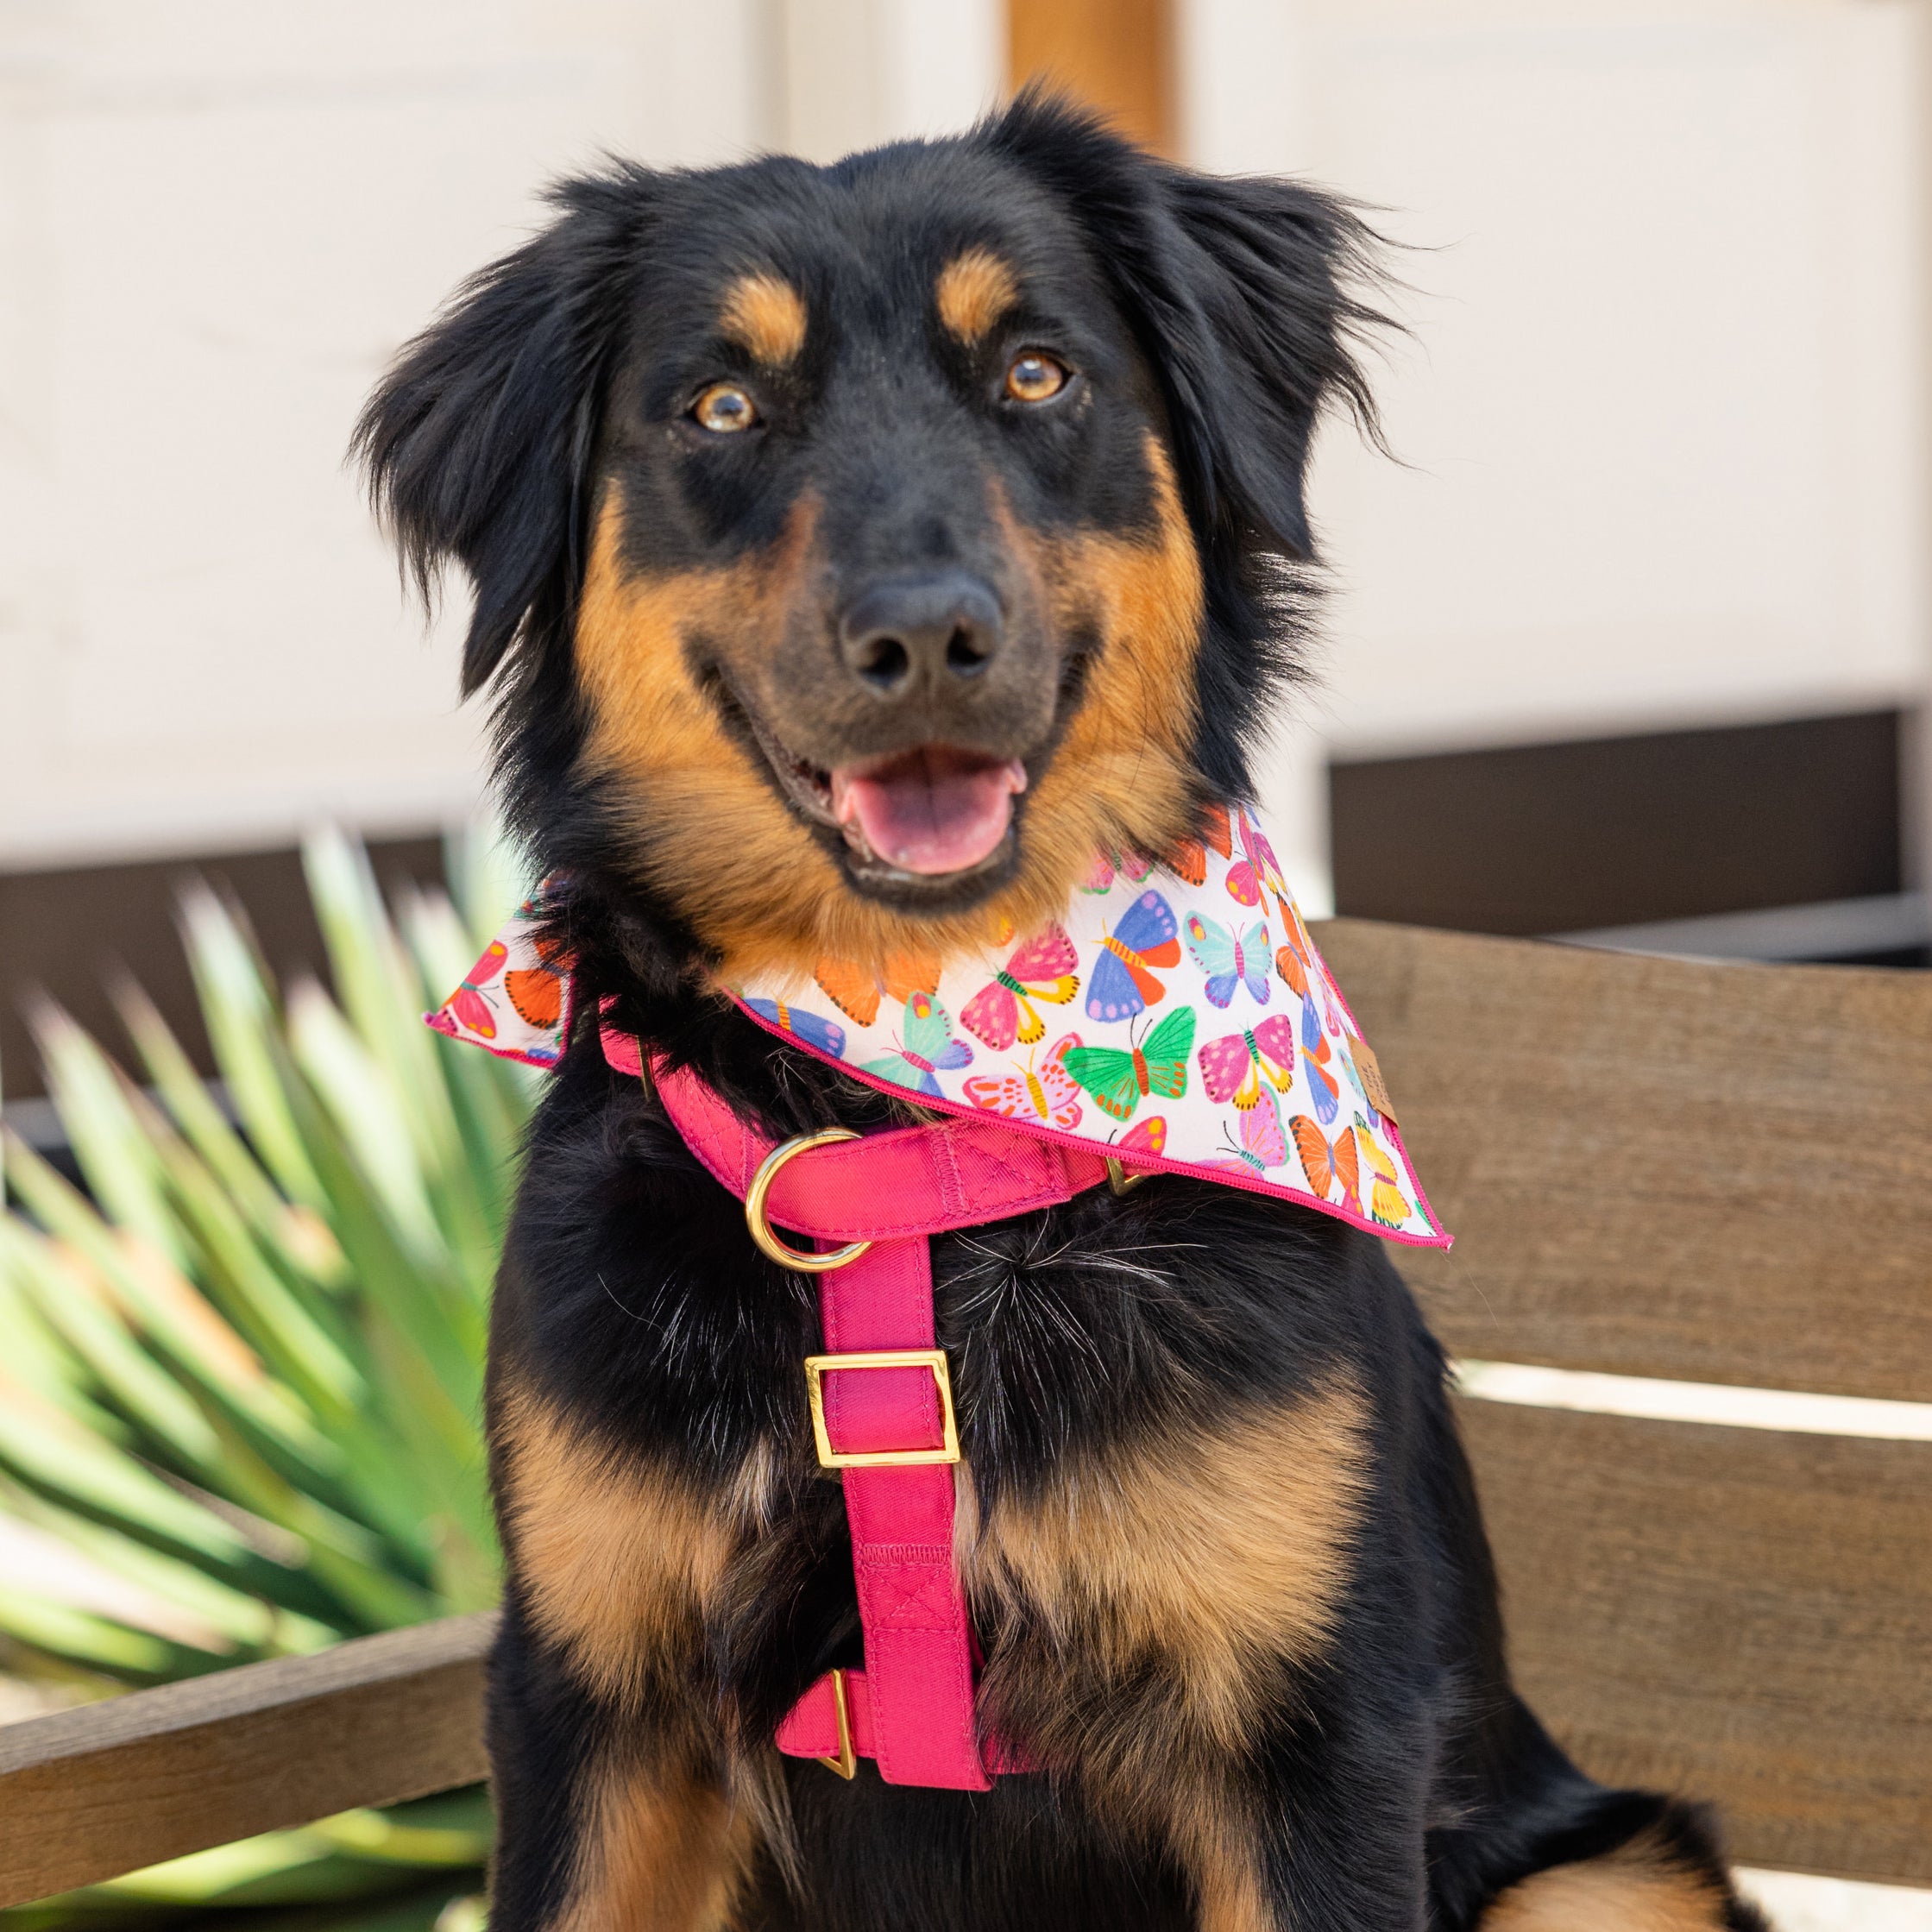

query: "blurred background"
xmin=4 ymin=0 xmax=1929 ymax=1123
xmin=0 ymin=4 xmax=1927 ymax=1928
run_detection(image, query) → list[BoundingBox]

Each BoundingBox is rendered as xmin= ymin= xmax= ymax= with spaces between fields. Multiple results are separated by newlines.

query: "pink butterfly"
xmin=1224 ymin=806 xmax=1284 ymax=908
xmin=960 ymin=925 xmax=1079 ymax=1051
xmin=1197 ymin=1014 xmax=1297 ymax=1109
xmin=1102 ymin=1111 xmax=1169 ymax=1187
xmin=962 ymin=1035 xmax=1083 ymax=1130
xmin=446 ymin=939 xmax=508 ymax=1040
xmin=1206 ymin=1087 xmax=1291 ymax=1177
xmin=1112 ymin=1115 xmax=1167 ymax=1158
xmin=1079 ymin=848 xmax=1154 ymax=894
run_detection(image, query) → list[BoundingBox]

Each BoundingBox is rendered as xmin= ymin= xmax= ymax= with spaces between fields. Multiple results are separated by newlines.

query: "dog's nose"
xmin=837 ymin=574 xmax=1004 ymax=697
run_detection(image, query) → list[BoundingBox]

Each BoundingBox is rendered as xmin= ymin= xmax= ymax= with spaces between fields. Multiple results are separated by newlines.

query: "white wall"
xmin=0 ymin=0 xmax=766 ymax=869
xmin=775 ymin=0 xmax=1004 ymax=161
xmin=1183 ymin=0 xmax=1931 ymax=909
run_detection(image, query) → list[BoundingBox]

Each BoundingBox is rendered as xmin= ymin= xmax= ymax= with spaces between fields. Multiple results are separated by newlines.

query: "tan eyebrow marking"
xmin=935 ymin=248 xmax=1020 ymax=346
xmin=719 ymin=272 xmax=808 ymax=366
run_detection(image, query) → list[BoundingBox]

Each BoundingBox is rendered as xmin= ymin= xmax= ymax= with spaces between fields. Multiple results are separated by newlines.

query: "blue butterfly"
xmin=861 ymin=991 xmax=973 ymax=1098
xmin=1300 ymin=994 xmax=1340 ymax=1124
xmin=1183 ymin=913 xmax=1270 ymax=1010
xmin=744 ymin=997 xmax=846 ymax=1060
xmin=1086 ymin=890 xmax=1181 ymax=1023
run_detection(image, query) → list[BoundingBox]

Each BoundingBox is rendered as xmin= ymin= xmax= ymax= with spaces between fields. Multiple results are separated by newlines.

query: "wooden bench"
xmin=3 ymin=921 xmax=1928 ymax=1905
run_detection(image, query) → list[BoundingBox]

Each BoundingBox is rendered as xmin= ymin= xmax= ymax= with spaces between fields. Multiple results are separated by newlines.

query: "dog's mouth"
xmin=727 ymin=685 xmax=1028 ymax=884
xmin=829 ymin=749 xmax=1028 ymax=875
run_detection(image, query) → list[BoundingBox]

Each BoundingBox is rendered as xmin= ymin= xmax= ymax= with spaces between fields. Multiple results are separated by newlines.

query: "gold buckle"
xmin=802 ymin=1349 xmax=960 ymax=1468
xmin=745 ymin=1130 xmax=873 ymax=1273
xmin=1104 ymin=1155 xmax=1151 ymax=1197
xmin=818 ymin=1667 xmax=857 ymax=1779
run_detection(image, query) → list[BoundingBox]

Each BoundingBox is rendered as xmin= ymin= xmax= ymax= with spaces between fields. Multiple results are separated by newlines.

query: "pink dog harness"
xmin=621 ymin=1042 xmax=1107 ymax=1785
xmin=430 ymin=801 xmax=1447 ymax=1787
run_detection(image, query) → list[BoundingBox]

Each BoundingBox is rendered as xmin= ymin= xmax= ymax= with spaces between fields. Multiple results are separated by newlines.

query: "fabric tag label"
xmin=1350 ymin=1041 xmax=1399 ymax=1124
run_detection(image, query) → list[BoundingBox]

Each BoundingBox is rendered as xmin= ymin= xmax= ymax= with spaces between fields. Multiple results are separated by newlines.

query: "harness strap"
xmin=639 ymin=1042 xmax=1108 ymax=1787
xmin=796 ymin=1227 xmax=986 ymax=1788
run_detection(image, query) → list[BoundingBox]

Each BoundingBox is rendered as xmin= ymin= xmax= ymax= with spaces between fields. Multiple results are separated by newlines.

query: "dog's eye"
xmin=691 ymin=383 xmax=759 ymax=433
xmin=1004 ymin=351 xmax=1068 ymax=404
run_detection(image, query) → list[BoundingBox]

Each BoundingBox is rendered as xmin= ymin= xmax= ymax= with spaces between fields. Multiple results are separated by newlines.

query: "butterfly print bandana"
xmin=427 ymin=802 xmax=1448 ymax=1249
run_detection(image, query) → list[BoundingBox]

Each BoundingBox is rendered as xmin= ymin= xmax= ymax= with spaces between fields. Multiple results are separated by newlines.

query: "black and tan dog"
xmin=359 ymin=94 xmax=1769 ymax=1932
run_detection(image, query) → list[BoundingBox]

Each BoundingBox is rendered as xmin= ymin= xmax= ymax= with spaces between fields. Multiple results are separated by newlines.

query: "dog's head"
xmin=358 ymin=95 xmax=1380 ymax=980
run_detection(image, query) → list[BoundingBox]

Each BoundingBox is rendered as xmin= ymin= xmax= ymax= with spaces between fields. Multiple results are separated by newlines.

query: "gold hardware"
xmin=818 ymin=1667 xmax=857 ymax=1778
xmin=802 ymin=1349 xmax=960 ymax=1468
xmin=745 ymin=1130 xmax=872 ymax=1272
xmin=1104 ymin=1155 xmax=1151 ymax=1197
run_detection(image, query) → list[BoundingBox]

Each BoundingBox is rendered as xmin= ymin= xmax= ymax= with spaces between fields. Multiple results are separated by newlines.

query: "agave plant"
xmin=0 ymin=828 xmax=533 ymax=1929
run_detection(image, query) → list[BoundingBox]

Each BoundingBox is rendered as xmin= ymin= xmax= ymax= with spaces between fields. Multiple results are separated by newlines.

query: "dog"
xmin=359 ymin=92 xmax=1770 ymax=1932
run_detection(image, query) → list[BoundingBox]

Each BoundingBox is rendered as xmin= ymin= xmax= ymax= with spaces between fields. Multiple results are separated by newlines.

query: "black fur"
xmin=362 ymin=94 xmax=1769 ymax=1932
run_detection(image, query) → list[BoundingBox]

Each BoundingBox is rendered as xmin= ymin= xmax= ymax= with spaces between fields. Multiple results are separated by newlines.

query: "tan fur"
xmin=495 ymin=1387 xmax=737 ymax=1709
xmin=959 ymin=1383 xmax=1366 ymax=1931
xmin=726 ymin=1433 xmax=786 ymax=1530
xmin=720 ymin=272 xmax=808 ymax=366
xmin=964 ymin=1381 xmax=1368 ymax=1759
xmin=997 ymin=442 xmax=1204 ymax=948
xmin=1181 ymin=1821 xmax=1276 ymax=1932
xmin=1481 ymin=1830 xmax=1735 ymax=1931
xmin=573 ymin=433 xmax=1204 ymax=984
xmin=935 ymin=248 xmax=1020 ymax=345
xmin=552 ymin=1760 xmax=751 ymax=1932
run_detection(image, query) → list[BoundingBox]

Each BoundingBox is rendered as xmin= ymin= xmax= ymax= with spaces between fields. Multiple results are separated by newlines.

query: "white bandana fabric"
xmin=427 ymin=802 xmax=1447 ymax=1249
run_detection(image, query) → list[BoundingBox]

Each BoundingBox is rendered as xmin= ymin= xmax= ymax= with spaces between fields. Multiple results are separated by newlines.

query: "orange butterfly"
xmin=813 ymin=949 xmax=941 ymax=1027
xmin=1290 ymin=1114 xmax=1360 ymax=1217
xmin=1274 ymin=898 xmax=1332 ymax=1010
xmin=1275 ymin=937 xmax=1308 ymax=998
xmin=505 ymin=928 xmax=568 ymax=1029
xmin=1164 ymin=802 xmax=1235 ymax=886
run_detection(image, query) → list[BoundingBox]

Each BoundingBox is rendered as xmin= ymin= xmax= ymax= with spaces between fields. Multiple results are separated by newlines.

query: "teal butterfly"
xmin=861 ymin=990 xmax=973 ymax=1098
xmin=1061 ymin=1006 xmax=1197 ymax=1121
xmin=1184 ymin=911 xmax=1271 ymax=1009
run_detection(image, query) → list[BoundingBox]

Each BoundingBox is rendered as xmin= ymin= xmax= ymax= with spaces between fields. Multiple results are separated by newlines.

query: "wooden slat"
xmin=1459 ymin=1396 xmax=1932 ymax=1883
xmin=0 ymin=1612 xmax=496 ymax=1907
xmin=1314 ymin=919 xmax=1932 ymax=1403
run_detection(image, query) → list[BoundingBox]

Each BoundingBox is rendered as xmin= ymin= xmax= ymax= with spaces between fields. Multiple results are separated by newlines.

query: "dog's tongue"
xmin=831 ymin=748 xmax=1027 ymax=875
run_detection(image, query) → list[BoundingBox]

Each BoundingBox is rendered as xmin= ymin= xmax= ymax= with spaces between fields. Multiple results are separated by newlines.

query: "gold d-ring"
xmin=819 ymin=1667 xmax=857 ymax=1778
xmin=745 ymin=1129 xmax=872 ymax=1272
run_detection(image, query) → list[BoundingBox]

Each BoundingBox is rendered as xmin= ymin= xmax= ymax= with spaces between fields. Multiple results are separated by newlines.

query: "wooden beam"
xmin=0 ymin=1611 xmax=495 ymax=1908
xmin=1313 ymin=917 xmax=1932 ymax=1404
xmin=1008 ymin=0 xmax=1174 ymax=156
xmin=1462 ymin=1397 xmax=1932 ymax=1885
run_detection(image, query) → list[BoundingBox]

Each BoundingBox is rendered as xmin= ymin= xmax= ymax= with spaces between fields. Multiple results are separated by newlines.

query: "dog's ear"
xmin=982 ymin=92 xmax=1385 ymax=562
xmin=354 ymin=169 xmax=656 ymax=696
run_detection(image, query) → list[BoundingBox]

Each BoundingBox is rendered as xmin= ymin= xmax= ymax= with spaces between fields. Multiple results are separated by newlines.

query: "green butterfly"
xmin=1061 ymin=1006 xmax=1197 ymax=1122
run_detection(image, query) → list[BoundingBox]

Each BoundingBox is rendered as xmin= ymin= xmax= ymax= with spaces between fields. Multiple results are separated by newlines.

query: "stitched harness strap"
xmin=645 ymin=1047 xmax=1107 ymax=1787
